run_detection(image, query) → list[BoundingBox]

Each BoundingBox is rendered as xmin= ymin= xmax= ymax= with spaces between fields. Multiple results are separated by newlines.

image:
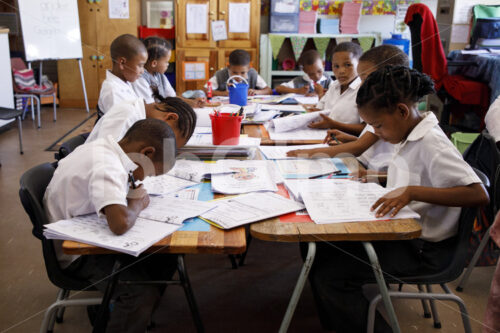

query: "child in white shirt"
xmin=308 ymin=42 xmax=365 ymax=136
xmin=132 ymin=36 xmax=204 ymax=108
xmin=308 ymin=66 xmax=489 ymax=333
xmin=44 ymin=119 xmax=178 ymax=332
xmin=275 ymin=49 xmax=332 ymax=98
xmin=98 ymin=34 xmax=148 ymax=117
xmin=87 ymin=96 xmax=197 ymax=149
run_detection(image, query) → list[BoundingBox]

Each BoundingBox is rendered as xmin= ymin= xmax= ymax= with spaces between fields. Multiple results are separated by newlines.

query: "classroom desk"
xmin=251 ymin=216 xmax=422 ymax=333
xmin=63 ymin=223 xmax=246 ymax=332
xmin=243 ymin=124 xmax=323 ymax=146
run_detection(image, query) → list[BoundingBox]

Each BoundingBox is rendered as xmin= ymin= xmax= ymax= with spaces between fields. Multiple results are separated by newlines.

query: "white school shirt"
xmin=357 ymin=124 xmax=395 ymax=170
xmin=280 ymin=74 xmax=330 ymax=88
xmin=86 ymin=98 xmax=146 ymax=143
xmin=485 ymin=95 xmax=500 ymax=143
xmin=317 ymin=77 xmax=362 ymax=124
xmin=204 ymin=73 xmax=268 ymax=90
xmin=98 ymin=70 xmax=140 ymax=114
xmin=386 ymin=112 xmax=481 ymax=242
xmin=130 ymin=77 xmax=156 ymax=104
xmin=44 ymin=135 xmax=138 ymax=268
xmin=132 ymin=71 xmax=176 ymax=101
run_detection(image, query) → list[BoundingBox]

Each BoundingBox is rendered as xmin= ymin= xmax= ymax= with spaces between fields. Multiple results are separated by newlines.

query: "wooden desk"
xmin=243 ymin=124 xmax=323 ymax=146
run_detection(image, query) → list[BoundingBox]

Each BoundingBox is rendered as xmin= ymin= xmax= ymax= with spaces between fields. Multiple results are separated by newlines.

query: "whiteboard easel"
xmin=18 ymin=0 xmax=89 ymax=113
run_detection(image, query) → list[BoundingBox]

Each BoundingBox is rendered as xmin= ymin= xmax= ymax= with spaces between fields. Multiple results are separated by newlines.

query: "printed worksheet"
xmin=211 ymin=160 xmax=278 ymax=194
xmin=139 ymin=196 xmax=216 ymax=225
xmin=259 ymin=144 xmax=329 ymax=159
xmin=142 ymin=174 xmax=198 ymax=196
xmin=300 ymin=181 xmax=420 ymax=224
xmin=267 ymin=127 xmax=327 ymax=141
xmin=271 ymin=110 xmax=329 ymax=133
xmin=275 ymin=159 xmax=338 ymax=178
xmin=186 ymin=134 xmax=261 ymax=147
xmin=200 ymin=192 xmax=304 ymax=229
xmin=167 ymin=160 xmax=235 ymax=182
xmin=44 ymin=214 xmax=180 ymax=256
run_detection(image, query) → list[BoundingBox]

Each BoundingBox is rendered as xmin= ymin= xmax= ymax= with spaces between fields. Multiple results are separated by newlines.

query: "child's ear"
xmin=140 ymin=146 xmax=156 ymax=159
xmin=118 ymin=56 xmax=127 ymax=69
xmin=163 ymin=112 xmax=179 ymax=121
xmin=151 ymin=60 xmax=158 ymax=68
xmin=397 ymin=103 xmax=410 ymax=119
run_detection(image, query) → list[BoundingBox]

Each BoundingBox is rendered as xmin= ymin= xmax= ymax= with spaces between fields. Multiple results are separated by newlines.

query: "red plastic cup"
xmin=209 ymin=113 xmax=243 ymax=145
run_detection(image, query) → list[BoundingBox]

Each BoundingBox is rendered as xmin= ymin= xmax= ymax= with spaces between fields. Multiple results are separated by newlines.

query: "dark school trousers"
xmin=65 ymin=253 xmax=177 ymax=333
xmin=301 ymin=237 xmax=456 ymax=333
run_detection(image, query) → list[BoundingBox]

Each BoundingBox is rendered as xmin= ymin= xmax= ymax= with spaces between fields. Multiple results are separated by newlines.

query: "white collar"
xmin=332 ymin=76 xmax=361 ymax=91
xmin=400 ymin=111 xmax=439 ymax=146
xmin=105 ymin=135 xmax=138 ymax=173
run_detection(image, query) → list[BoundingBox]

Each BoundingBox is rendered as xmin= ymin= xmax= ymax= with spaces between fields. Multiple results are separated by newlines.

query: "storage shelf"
xmin=271 ymin=70 xmax=334 ymax=76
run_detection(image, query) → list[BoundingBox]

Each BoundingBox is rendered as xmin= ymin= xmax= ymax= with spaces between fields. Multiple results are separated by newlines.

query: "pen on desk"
xmin=308 ymin=170 xmax=344 ymax=179
xmin=128 ymin=171 xmax=137 ymax=189
xmin=330 ymin=133 xmax=341 ymax=145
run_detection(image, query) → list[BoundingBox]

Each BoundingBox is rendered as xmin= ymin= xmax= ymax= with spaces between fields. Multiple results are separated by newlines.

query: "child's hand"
xmin=286 ymin=149 xmax=310 ymax=158
xmin=324 ymin=129 xmax=356 ymax=144
xmin=313 ymin=83 xmax=324 ymax=97
xmin=303 ymin=105 xmax=321 ymax=112
xmin=194 ymin=97 xmax=206 ymax=107
xmin=305 ymin=92 xmax=318 ymax=97
xmin=296 ymin=86 xmax=309 ymax=95
xmin=127 ymin=184 xmax=150 ymax=210
xmin=371 ymin=187 xmax=412 ymax=218
xmin=248 ymin=89 xmax=256 ymax=96
xmin=309 ymin=114 xmax=334 ymax=129
xmin=349 ymin=169 xmax=382 ymax=183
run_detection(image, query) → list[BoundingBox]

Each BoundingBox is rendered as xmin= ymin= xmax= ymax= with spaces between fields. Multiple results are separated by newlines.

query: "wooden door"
xmin=217 ymin=0 xmax=260 ymax=49
xmin=176 ymin=0 xmax=217 ymax=48
xmin=95 ymin=0 xmax=138 ymax=50
xmin=217 ymin=48 xmax=257 ymax=71
xmin=176 ymin=48 xmax=218 ymax=93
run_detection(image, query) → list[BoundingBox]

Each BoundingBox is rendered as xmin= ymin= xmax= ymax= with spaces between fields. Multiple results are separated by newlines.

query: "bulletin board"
xmin=183 ymin=61 xmax=209 ymax=81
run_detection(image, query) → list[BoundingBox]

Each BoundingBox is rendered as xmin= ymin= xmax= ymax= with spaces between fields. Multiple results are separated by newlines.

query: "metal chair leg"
xmin=30 ymin=96 xmax=35 ymax=121
xmin=52 ymin=93 xmax=57 ymax=122
xmin=228 ymin=255 xmax=238 ymax=269
xmin=35 ymin=95 xmax=41 ymax=128
xmin=177 ymin=255 xmax=204 ymax=333
xmin=457 ymin=226 xmax=491 ymax=292
xmin=442 ymin=284 xmax=472 ymax=333
xmin=55 ymin=289 xmax=70 ymax=323
xmin=93 ymin=258 xmax=121 ymax=333
xmin=46 ymin=289 xmax=65 ymax=332
xmin=17 ymin=116 xmax=23 ymax=154
xmin=426 ymin=284 xmax=441 ymax=328
xmin=417 ymin=284 xmax=431 ymax=318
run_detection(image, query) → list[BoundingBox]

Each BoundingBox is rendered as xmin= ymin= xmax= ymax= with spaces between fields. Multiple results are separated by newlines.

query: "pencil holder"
xmin=210 ymin=113 xmax=243 ymax=145
xmin=227 ymin=75 xmax=248 ymax=106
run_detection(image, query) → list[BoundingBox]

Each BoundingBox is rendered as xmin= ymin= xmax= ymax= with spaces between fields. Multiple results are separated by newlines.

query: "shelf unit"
xmin=260 ymin=32 xmax=382 ymax=88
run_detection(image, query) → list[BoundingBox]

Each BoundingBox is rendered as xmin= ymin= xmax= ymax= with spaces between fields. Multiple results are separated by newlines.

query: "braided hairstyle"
xmin=151 ymin=91 xmax=197 ymax=141
xmin=143 ymin=36 xmax=172 ymax=61
xmin=356 ymin=65 xmax=435 ymax=111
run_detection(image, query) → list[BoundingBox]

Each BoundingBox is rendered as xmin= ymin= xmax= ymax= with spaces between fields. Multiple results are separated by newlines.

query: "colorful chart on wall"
xmin=183 ymin=61 xmax=208 ymax=81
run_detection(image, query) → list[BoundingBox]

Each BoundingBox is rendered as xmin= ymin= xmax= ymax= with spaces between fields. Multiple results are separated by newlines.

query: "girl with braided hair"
xmin=308 ymin=66 xmax=489 ymax=333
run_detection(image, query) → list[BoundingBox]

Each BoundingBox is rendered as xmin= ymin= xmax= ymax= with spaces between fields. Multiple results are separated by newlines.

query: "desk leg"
xmin=93 ymin=257 xmax=122 ymax=333
xmin=279 ymin=241 xmax=316 ymax=333
xmin=362 ymin=242 xmax=401 ymax=333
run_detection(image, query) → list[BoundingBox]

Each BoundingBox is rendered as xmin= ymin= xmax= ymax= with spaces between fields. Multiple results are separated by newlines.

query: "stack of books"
xmin=340 ymin=2 xmax=362 ymax=34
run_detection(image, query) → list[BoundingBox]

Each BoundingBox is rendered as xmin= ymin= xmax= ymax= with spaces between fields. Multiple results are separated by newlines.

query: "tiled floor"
xmin=0 ymin=107 xmax=495 ymax=332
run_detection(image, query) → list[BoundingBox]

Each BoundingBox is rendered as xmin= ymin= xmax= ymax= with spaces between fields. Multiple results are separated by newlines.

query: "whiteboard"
xmin=18 ymin=0 xmax=83 ymax=61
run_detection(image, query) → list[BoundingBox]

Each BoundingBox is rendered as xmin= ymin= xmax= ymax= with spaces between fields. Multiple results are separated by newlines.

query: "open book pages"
xmin=142 ymin=174 xmax=198 ymax=196
xmin=259 ymin=144 xmax=329 ymax=159
xmin=167 ymin=159 xmax=236 ymax=182
xmin=186 ymin=134 xmax=261 ymax=147
xmin=200 ymin=192 xmax=304 ymax=229
xmin=267 ymin=127 xmax=327 ymax=141
xmin=211 ymin=160 xmax=278 ymax=194
xmin=275 ymin=158 xmax=339 ymax=179
xmin=271 ymin=110 xmax=329 ymax=133
xmin=139 ymin=196 xmax=216 ymax=225
xmin=297 ymin=180 xmax=420 ymax=224
xmin=44 ymin=214 xmax=180 ymax=256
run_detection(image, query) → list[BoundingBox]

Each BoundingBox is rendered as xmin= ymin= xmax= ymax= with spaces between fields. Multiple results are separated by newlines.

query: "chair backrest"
xmin=11 ymin=57 xmax=27 ymax=71
xmin=463 ymin=131 xmax=500 ymax=219
xmin=56 ymin=133 xmax=90 ymax=161
xmin=470 ymin=18 xmax=500 ymax=49
xmin=494 ymin=164 xmax=500 ymax=214
xmin=19 ymin=162 xmax=92 ymax=290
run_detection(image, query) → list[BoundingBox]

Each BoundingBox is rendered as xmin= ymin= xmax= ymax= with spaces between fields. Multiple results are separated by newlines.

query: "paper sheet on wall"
xmin=271 ymin=110 xmax=329 ymax=133
xmin=259 ymin=144 xmax=329 ymax=160
xmin=139 ymin=196 xmax=216 ymax=225
xmin=186 ymin=3 xmax=208 ymax=34
xmin=211 ymin=160 xmax=278 ymax=194
xmin=109 ymin=0 xmax=129 ymax=19
xmin=200 ymin=192 xmax=304 ymax=229
xmin=450 ymin=24 xmax=470 ymax=44
xmin=44 ymin=214 xmax=180 ymax=257
xmin=211 ymin=20 xmax=228 ymax=41
xmin=228 ymin=2 xmax=250 ymax=33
